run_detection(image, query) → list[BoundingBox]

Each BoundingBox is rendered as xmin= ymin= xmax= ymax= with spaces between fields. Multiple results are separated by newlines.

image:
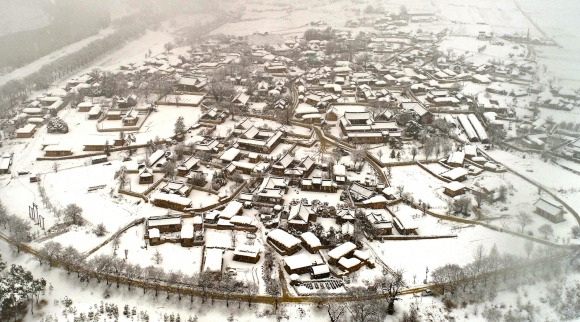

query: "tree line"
xmin=0 ymin=14 xmax=149 ymax=112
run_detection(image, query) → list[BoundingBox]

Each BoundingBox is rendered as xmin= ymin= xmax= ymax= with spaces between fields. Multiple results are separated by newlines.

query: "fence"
xmin=96 ymin=110 xmax=152 ymax=133
xmin=478 ymin=148 xmax=580 ymax=226
xmin=415 ymin=161 xmax=451 ymax=183
xmin=181 ymin=181 xmax=248 ymax=215
xmin=36 ymin=143 xmax=154 ymax=161
xmin=84 ymin=217 xmax=145 ymax=257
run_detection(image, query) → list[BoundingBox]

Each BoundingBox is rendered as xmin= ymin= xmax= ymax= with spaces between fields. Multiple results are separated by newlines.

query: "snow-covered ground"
xmin=0 ymin=27 xmax=116 ymax=87
xmin=369 ymin=222 xmax=534 ymax=284
xmin=486 ymin=149 xmax=580 ymax=220
xmin=389 ymin=165 xmax=449 ymax=211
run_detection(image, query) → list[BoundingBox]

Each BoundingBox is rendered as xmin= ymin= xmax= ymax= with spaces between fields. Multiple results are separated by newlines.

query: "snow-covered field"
xmin=369 ymin=223 xmax=535 ymax=284
xmin=486 ymin=149 xmax=580 ymax=217
xmin=389 ymin=165 xmax=449 ymax=211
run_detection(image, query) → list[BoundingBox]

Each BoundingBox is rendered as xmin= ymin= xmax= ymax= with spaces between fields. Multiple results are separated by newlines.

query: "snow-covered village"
xmin=1 ymin=0 xmax=580 ymax=321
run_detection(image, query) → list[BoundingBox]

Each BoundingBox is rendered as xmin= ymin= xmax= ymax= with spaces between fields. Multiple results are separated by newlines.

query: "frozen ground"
xmin=369 ymin=223 xmax=535 ymax=284
xmin=486 ymin=149 xmax=580 ymax=220
xmin=389 ymin=165 xmax=449 ymax=211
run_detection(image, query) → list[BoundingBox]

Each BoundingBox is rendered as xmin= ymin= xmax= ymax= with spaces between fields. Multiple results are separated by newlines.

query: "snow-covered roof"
xmin=16 ymin=124 xmax=36 ymax=133
xmin=464 ymin=145 xmax=477 ymax=156
xmin=151 ymin=193 xmax=192 ymax=206
xmin=220 ymin=201 xmax=243 ymax=219
xmin=44 ymin=144 xmax=72 ymax=152
xmin=149 ymin=149 xmax=165 ymax=165
xmin=230 ymin=215 xmax=254 ymax=226
xmin=534 ymin=198 xmax=564 ymax=216
xmin=149 ymin=216 xmax=181 ymax=227
xmin=148 ymin=228 xmax=160 ymax=238
xmin=333 ymin=164 xmax=346 ymax=176
xmin=181 ymin=224 xmax=194 ymax=239
xmin=284 ymin=254 xmax=312 ymax=270
xmin=362 ymin=195 xmax=387 ymax=204
xmin=288 ymin=203 xmax=312 ymax=223
xmin=311 ymin=264 xmax=330 ymax=275
xmin=444 ymin=181 xmax=465 ymax=191
xmin=350 ymin=183 xmax=374 ymax=199
xmin=268 ymin=229 xmax=301 ymax=249
xmin=300 ymin=232 xmax=321 ymax=248
xmin=328 ymin=242 xmax=356 ymax=261
xmin=295 ymin=104 xmax=319 ymax=115
xmin=342 ymin=222 xmax=354 ymax=235
xmin=233 ymin=245 xmax=260 ymax=258
xmin=447 ymin=151 xmax=465 ymax=165
xmin=441 ymin=167 xmax=468 ymax=180
xmin=394 ymin=212 xmax=418 ymax=230
xmin=353 ymin=250 xmax=370 ymax=261
xmin=220 ymin=147 xmax=240 ymax=162
xmin=338 ymin=257 xmax=361 ymax=269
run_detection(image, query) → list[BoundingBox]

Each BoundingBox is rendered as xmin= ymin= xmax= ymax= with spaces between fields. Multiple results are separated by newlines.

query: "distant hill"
xmin=0 ymin=0 xmax=52 ymax=37
xmin=0 ymin=0 xmax=110 ymax=71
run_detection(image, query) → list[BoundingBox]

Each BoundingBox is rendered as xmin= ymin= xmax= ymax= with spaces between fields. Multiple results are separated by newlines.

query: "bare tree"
xmin=63 ymin=203 xmax=84 ymax=226
xmin=423 ymin=137 xmax=435 ymax=161
xmin=538 ymin=224 xmax=553 ymax=239
xmin=378 ymin=268 xmax=405 ymax=315
xmin=124 ymin=264 xmax=142 ymax=291
xmin=208 ymin=70 xmax=235 ymax=105
xmin=246 ymin=281 xmax=258 ymax=307
xmin=431 ymin=263 xmax=463 ymax=295
xmin=453 ymin=196 xmax=471 ymax=216
xmin=524 ymin=240 xmax=534 ymax=258
xmin=348 ymin=299 xmax=386 ymax=321
xmin=516 ymin=212 xmax=534 ymax=233
xmin=174 ymin=116 xmax=186 ymax=137
xmin=152 ymin=249 xmax=163 ymax=265
xmin=38 ymin=241 xmax=62 ymax=267
xmin=351 ymin=145 xmax=369 ymax=164
xmin=473 ymin=190 xmax=486 ymax=208
xmin=327 ymin=302 xmax=347 ymax=322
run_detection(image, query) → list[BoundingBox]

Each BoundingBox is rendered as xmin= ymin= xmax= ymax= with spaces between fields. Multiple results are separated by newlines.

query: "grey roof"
xmin=534 ymin=198 xmax=564 ymax=216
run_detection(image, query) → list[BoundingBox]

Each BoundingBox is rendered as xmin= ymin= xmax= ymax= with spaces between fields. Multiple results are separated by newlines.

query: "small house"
xmin=441 ymin=167 xmax=468 ymax=182
xmin=219 ymin=201 xmax=243 ymax=220
xmin=443 ymin=181 xmax=465 ymax=197
xmin=328 ymin=242 xmax=356 ymax=265
xmin=534 ymin=198 xmax=565 ymax=223
xmin=311 ymin=264 xmax=331 ymax=279
xmin=44 ymin=144 xmax=73 ymax=157
xmin=392 ymin=212 xmax=418 ymax=235
xmin=338 ymin=257 xmax=363 ymax=273
xmin=181 ymin=224 xmax=194 ymax=247
xmin=267 ymin=228 xmax=302 ymax=255
xmin=148 ymin=228 xmax=160 ymax=246
xmin=447 ymin=151 xmax=465 ymax=167
xmin=151 ymin=193 xmax=192 ymax=211
xmin=300 ymin=232 xmax=322 ymax=253
xmin=233 ymin=245 xmax=261 ymax=264
xmin=15 ymin=124 xmax=37 ymax=138
xmin=139 ymin=167 xmax=154 ymax=184
xmin=284 ymin=254 xmax=312 ymax=274
xmin=147 ymin=214 xmax=182 ymax=233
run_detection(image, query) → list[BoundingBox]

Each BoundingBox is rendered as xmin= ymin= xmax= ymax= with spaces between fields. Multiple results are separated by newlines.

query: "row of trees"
xmin=0 ymin=14 xmax=150 ymax=113
xmin=35 ymin=241 xmax=266 ymax=309
xmin=0 ymin=200 xmax=32 ymax=253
